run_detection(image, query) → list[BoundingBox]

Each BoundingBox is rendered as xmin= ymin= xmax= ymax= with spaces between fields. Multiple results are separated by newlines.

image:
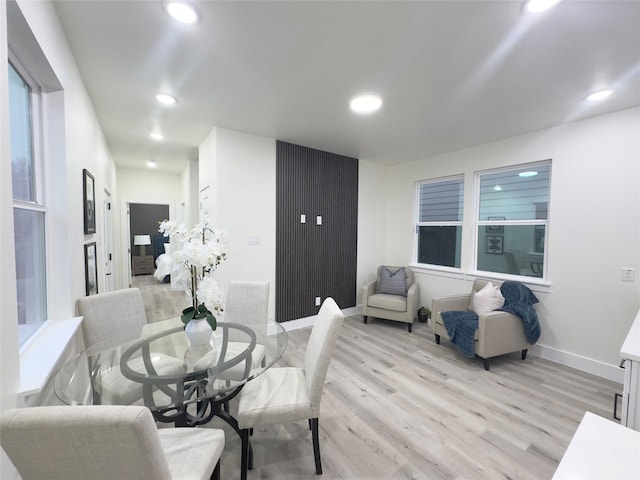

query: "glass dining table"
xmin=54 ymin=317 xmax=288 ymax=433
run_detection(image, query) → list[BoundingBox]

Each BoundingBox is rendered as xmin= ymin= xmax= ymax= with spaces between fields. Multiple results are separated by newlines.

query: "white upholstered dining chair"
xmin=236 ymin=297 xmax=344 ymax=479
xmin=76 ymin=288 xmax=185 ymax=404
xmin=76 ymin=287 xmax=147 ymax=347
xmin=193 ymin=281 xmax=270 ymax=379
xmin=224 ymin=280 xmax=269 ymax=368
xmin=0 ymin=405 xmax=225 ymax=480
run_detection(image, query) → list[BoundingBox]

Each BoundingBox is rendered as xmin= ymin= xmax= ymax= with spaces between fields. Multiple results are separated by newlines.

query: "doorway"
xmin=103 ymin=189 xmax=114 ymax=292
xmin=128 ymin=203 xmax=170 ymax=280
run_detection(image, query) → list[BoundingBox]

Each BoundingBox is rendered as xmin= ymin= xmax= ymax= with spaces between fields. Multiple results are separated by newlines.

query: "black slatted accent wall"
xmin=276 ymin=141 xmax=358 ymax=322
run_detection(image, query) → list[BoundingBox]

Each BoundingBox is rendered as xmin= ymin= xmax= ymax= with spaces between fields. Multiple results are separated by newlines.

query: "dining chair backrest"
xmin=304 ymin=297 xmax=344 ymax=417
xmin=224 ymin=281 xmax=269 ymax=342
xmin=0 ymin=405 xmax=172 ymax=480
xmin=77 ymin=288 xmax=147 ymax=348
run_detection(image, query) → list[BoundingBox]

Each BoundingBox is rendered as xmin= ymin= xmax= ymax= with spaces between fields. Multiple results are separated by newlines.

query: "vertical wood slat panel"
xmin=276 ymin=141 xmax=358 ymax=323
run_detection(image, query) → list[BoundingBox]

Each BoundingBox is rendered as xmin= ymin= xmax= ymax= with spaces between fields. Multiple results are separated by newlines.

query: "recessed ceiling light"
xmin=525 ymin=0 xmax=562 ymax=13
xmin=586 ymin=89 xmax=613 ymax=101
xmin=493 ymin=185 xmax=502 ymax=191
xmin=150 ymin=132 xmax=164 ymax=141
xmin=164 ymin=1 xmax=199 ymax=24
xmin=350 ymin=94 xmax=382 ymax=114
xmin=519 ymin=171 xmax=538 ymax=178
xmin=155 ymin=93 xmax=177 ymax=105
xmin=147 ymin=160 xmax=157 ymax=168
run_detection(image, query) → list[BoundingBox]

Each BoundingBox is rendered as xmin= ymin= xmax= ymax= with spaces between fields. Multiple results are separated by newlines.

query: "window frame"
xmin=9 ymin=53 xmax=49 ymax=346
xmin=414 ymin=174 xmax=465 ymax=273
xmin=473 ymin=160 xmax=551 ymax=283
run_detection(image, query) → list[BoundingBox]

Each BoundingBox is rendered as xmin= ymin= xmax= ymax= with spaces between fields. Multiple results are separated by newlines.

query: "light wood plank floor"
xmin=133 ymin=275 xmax=622 ymax=480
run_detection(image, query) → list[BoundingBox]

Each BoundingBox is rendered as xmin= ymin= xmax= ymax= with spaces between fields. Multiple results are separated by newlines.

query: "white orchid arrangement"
xmin=158 ymin=218 xmax=227 ymax=330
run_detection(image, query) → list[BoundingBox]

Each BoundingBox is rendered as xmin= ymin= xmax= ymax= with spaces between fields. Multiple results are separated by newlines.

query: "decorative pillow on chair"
xmin=377 ymin=267 xmax=408 ymax=296
xmin=472 ymin=281 xmax=505 ymax=315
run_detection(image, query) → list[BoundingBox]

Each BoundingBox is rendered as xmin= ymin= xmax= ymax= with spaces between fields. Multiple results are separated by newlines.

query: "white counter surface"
xmin=552 ymin=411 xmax=640 ymax=479
xmin=621 ymin=309 xmax=640 ymax=363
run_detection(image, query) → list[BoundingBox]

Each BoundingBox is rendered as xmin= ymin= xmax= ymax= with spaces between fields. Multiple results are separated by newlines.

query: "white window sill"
xmin=18 ymin=317 xmax=83 ymax=398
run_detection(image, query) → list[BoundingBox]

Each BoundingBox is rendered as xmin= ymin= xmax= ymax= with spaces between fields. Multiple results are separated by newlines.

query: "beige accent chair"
xmin=0 ymin=405 xmax=225 ymax=480
xmin=236 ymin=297 xmax=344 ymax=480
xmin=362 ymin=266 xmax=419 ymax=332
xmin=76 ymin=288 xmax=185 ymax=404
xmin=432 ymin=278 xmax=529 ymax=370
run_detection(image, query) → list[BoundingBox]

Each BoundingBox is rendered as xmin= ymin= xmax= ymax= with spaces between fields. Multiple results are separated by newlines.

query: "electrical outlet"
xmin=315 ymin=296 xmax=321 ymax=306
xmin=622 ymin=267 xmax=635 ymax=282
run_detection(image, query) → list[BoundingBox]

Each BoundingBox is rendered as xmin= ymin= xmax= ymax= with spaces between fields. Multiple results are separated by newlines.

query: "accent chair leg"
xmin=363 ymin=315 xmax=368 ymax=324
xmin=483 ymin=358 xmax=490 ymax=371
xmin=521 ymin=349 xmax=528 ymax=360
xmin=407 ymin=323 xmax=412 ymax=333
xmin=435 ymin=334 xmax=440 ymax=344
xmin=211 ymin=460 xmax=220 ymax=480
xmin=310 ymin=418 xmax=322 ymax=474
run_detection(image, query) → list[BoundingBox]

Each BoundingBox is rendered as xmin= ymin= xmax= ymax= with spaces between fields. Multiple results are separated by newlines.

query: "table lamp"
xmin=134 ymin=234 xmax=151 ymax=256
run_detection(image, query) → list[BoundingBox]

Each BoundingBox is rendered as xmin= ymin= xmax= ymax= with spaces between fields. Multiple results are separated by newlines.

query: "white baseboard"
xmin=282 ymin=305 xmax=624 ymax=384
xmin=281 ymin=305 xmax=361 ymax=332
xmin=530 ymin=343 xmax=624 ymax=384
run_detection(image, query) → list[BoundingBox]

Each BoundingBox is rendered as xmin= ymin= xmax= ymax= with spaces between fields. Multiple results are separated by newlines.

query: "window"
xmin=415 ymin=176 xmax=464 ymax=268
xmin=9 ymin=60 xmax=48 ymax=345
xmin=476 ymin=162 xmax=550 ymax=279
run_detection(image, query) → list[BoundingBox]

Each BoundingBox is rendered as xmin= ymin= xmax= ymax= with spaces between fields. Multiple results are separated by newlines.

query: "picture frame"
xmin=84 ymin=242 xmax=98 ymax=295
xmin=486 ymin=235 xmax=503 ymax=255
xmin=485 ymin=216 xmax=505 ymax=234
xmin=83 ymin=169 xmax=96 ymax=234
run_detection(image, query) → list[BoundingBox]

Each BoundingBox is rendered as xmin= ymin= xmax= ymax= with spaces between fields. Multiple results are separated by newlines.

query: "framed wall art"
xmin=84 ymin=242 xmax=98 ymax=295
xmin=485 ymin=216 xmax=505 ymax=234
xmin=486 ymin=235 xmax=503 ymax=255
xmin=83 ymin=169 xmax=96 ymax=234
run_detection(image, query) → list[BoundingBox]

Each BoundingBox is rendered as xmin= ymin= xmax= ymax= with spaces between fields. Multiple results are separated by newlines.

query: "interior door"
xmin=102 ymin=190 xmax=114 ymax=292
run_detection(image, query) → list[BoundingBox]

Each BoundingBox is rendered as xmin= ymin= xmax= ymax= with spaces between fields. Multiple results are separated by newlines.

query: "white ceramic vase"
xmin=184 ymin=318 xmax=212 ymax=346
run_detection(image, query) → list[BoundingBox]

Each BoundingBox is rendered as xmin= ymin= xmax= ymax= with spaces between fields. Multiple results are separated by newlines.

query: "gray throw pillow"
xmin=377 ymin=267 xmax=408 ymax=296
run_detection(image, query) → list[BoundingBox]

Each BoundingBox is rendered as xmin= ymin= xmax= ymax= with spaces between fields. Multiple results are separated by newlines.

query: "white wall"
xmin=199 ymin=127 xmax=278 ymax=320
xmin=382 ymin=107 xmax=640 ymax=380
xmin=357 ymin=159 xmax=390 ymax=304
xmin=0 ymin=0 xmax=20 ymax=419
xmin=198 ymin=127 xmax=217 ymax=219
xmin=16 ymin=0 xmax=118 ymax=308
xmin=1 ymin=2 xmax=118 ymax=477
xmin=181 ymin=158 xmax=199 ymax=227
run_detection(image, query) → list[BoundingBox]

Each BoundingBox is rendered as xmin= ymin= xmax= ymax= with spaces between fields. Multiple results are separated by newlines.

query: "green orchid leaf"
xmin=181 ymin=306 xmax=196 ymax=325
xmin=206 ymin=312 xmax=217 ymax=331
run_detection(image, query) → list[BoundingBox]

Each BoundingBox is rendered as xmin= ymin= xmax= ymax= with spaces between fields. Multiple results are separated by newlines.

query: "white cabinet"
xmin=620 ymin=309 xmax=640 ymax=431
xmin=552 ymin=412 xmax=640 ymax=479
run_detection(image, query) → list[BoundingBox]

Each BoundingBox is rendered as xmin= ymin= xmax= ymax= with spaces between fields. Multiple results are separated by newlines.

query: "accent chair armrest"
xmin=406 ymin=282 xmax=419 ymax=321
xmin=432 ymin=294 xmax=470 ymax=320
xmin=362 ymin=279 xmax=377 ymax=305
xmin=476 ymin=310 xmax=529 ymax=358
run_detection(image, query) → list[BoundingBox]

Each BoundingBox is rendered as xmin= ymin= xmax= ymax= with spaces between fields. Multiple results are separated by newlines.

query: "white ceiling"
xmin=52 ymin=1 xmax=640 ymax=174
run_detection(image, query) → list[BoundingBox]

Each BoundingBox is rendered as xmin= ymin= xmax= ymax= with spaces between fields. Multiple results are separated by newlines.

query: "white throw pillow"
xmin=164 ymin=242 xmax=171 ymax=255
xmin=472 ymin=281 xmax=505 ymax=315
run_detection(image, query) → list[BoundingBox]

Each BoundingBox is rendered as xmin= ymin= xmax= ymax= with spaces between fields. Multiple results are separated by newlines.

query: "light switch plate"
xmin=622 ymin=267 xmax=635 ymax=282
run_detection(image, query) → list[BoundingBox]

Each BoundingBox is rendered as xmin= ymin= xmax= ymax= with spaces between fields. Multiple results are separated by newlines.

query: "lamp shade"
xmin=134 ymin=235 xmax=151 ymax=246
